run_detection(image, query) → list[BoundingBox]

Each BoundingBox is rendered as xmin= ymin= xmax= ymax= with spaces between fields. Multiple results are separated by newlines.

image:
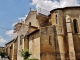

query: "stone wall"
xmin=13 ymin=39 xmax=17 ymax=60
xmin=25 ymin=11 xmax=40 ymax=28
xmin=28 ymin=30 xmax=40 ymax=60
xmin=40 ymin=26 xmax=60 ymax=60
xmin=50 ymin=7 xmax=80 ymax=60
xmin=17 ymin=10 xmax=40 ymax=60
xmin=73 ymin=35 xmax=80 ymax=59
xmin=5 ymin=40 xmax=14 ymax=60
xmin=4 ymin=7 xmax=80 ymax=60
xmin=24 ymin=36 xmax=29 ymax=50
xmin=63 ymin=8 xmax=80 ymax=34
xmin=28 ymin=26 xmax=61 ymax=60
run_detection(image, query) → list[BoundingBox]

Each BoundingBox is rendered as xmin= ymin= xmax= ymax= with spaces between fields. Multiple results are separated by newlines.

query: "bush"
xmin=0 ymin=51 xmax=7 ymax=58
xmin=20 ymin=49 xmax=31 ymax=59
xmin=26 ymin=58 xmax=38 ymax=60
xmin=20 ymin=49 xmax=38 ymax=60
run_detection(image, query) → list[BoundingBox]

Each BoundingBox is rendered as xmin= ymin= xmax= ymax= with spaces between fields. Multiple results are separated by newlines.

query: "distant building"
xmin=0 ymin=47 xmax=4 ymax=52
xmin=5 ymin=38 xmax=17 ymax=60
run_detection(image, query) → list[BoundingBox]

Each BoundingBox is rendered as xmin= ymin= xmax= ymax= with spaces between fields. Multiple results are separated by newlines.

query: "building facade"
xmin=49 ymin=6 xmax=80 ymax=60
xmin=5 ymin=38 xmax=18 ymax=60
xmin=16 ymin=10 xmax=41 ymax=60
xmin=4 ymin=6 xmax=80 ymax=60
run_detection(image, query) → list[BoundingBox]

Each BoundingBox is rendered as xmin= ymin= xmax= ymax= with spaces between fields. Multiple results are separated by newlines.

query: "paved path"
xmin=0 ymin=56 xmax=9 ymax=60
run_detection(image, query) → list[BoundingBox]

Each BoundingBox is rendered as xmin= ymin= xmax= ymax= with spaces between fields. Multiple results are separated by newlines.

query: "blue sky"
xmin=0 ymin=0 xmax=80 ymax=46
xmin=0 ymin=0 xmax=34 ymax=46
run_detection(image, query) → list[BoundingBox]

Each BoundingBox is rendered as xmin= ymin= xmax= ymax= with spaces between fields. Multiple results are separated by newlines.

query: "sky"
xmin=0 ymin=0 xmax=80 ymax=47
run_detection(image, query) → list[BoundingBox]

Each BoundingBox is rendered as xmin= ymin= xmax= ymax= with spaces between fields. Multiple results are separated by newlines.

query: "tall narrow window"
xmin=73 ymin=19 xmax=78 ymax=33
xmin=56 ymin=15 xmax=58 ymax=24
xmin=49 ymin=35 xmax=52 ymax=45
xmin=20 ymin=35 xmax=24 ymax=45
xmin=20 ymin=36 xmax=22 ymax=45
xmin=10 ymin=44 xmax=13 ymax=49
xmin=32 ymin=37 xmax=34 ymax=53
xmin=61 ymin=29 xmax=62 ymax=32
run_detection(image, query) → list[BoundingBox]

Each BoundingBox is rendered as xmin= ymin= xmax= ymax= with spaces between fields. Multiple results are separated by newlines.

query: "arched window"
xmin=29 ymin=22 xmax=31 ymax=26
xmin=73 ymin=19 xmax=78 ymax=33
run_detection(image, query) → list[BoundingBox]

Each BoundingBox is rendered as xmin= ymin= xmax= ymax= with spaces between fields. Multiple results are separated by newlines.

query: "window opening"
xmin=73 ymin=19 xmax=78 ymax=33
xmin=56 ymin=15 xmax=58 ymax=24
xmin=49 ymin=35 xmax=52 ymax=45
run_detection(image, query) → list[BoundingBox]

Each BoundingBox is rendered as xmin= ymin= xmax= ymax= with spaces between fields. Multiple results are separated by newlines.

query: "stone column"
xmin=66 ymin=15 xmax=76 ymax=60
xmin=22 ymin=38 xmax=24 ymax=60
xmin=57 ymin=35 xmax=66 ymax=60
xmin=12 ymin=43 xmax=14 ymax=60
xmin=17 ymin=33 xmax=21 ymax=60
xmin=78 ymin=16 xmax=80 ymax=33
xmin=22 ymin=38 xmax=24 ymax=49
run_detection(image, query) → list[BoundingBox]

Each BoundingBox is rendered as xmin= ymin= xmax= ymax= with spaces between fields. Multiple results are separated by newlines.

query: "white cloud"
xmin=5 ymin=30 xmax=14 ymax=36
xmin=0 ymin=36 xmax=7 ymax=44
xmin=12 ymin=22 xmax=17 ymax=27
xmin=60 ymin=0 xmax=79 ymax=7
xmin=18 ymin=14 xmax=27 ymax=22
xmin=18 ymin=17 xmax=25 ymax=21
xmin=12 ymin=15 xmax=27 ymax=27
xmin=25 ymin=15 xmax=28 ymax=17
xmin=9 ymin=14 xmax=27 ymax=39
xmin=12 ymin=32 xmax=18 ymax=40
xmin=5 ymin=30 xmax=18 ymax=40
xmin=31 ymin=0 xmax=80 ymax=11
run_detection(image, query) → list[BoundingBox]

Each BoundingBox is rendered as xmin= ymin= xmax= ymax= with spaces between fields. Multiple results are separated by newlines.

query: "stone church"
xmin=4 ymin=6 xmax=80 ymax=60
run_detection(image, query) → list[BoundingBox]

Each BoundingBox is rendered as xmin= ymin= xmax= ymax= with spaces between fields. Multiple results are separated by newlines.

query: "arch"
xmin=73 ymin=19 xmax=78 ymax=33
xmin=29 ymin=22 xmax=31 ymax=26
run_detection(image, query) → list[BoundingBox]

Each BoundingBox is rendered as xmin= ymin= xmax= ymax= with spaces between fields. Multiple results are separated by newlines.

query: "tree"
xmin=0 ymin=51 xmax=7 ymax=60
xmin=20 ymin=49 xmax=31 ymax=60
xmin=20 ymin=49 xmax=38 ymax=60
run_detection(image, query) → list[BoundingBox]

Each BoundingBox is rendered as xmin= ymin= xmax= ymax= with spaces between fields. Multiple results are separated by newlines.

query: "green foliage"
xmin=0 ymin=51 xmax=6 ymax=58
xmin=20 ymin=49 xmax=31 ymax=59
xmin=26 ymin=58 xmax=38 ymax=60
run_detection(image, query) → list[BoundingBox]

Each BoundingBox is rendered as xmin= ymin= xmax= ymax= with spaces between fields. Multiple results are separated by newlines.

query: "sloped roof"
xmin=5 ymin=39 xmax=14 ymax=45
xmin=50 ymin=6 xmax=80 ymax=13
xmin=27 ymin=29 xmax=39 ymax=36
xmin=25 ymin=10 xmax=37 ymax=22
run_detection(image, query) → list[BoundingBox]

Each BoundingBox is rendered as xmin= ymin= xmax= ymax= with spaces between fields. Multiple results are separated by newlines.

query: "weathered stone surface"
xmin=4 ymin=7 xmax=80 ymax=60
